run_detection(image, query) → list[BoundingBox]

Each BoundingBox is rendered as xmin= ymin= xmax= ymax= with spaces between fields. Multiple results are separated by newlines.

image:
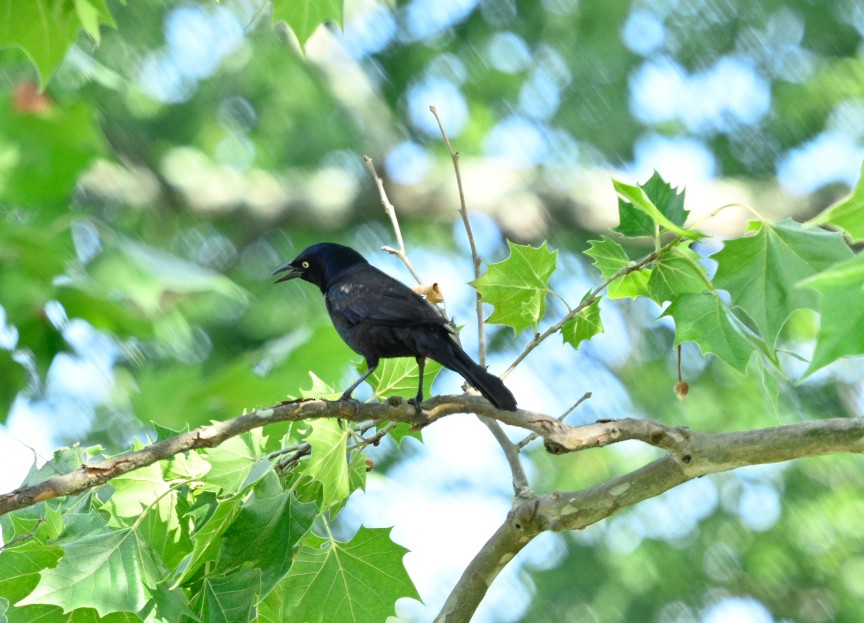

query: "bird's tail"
xmin=428 ymin=338 xmax=517 ymax=411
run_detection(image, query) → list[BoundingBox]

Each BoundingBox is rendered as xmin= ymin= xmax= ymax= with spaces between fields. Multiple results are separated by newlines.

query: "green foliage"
xmin=2 ymin=428 xmax=411 ymax=622
xmin=799 ymin=254 xmax=864 ymax=375
xmin=273 ymin=526 xmax=419 ymax=622
xmin=561 ymin=296 xmax=604 ymax=350
xmin=471 ymin=241 xmax=558 ymax=334
xmin=812 ymin=161 xmax=864 ymax=242
xmin=464 ymin=170 xmax=862 ymax=380
xmin=0 ymin=0 xmax=114 ymax=86
xmin=272 ymin=0 xmax=344 ymax=47
xmin=0 ymin=0 xmax=342 ymax=86
xmin=712 ymin=219 xmax=852 ymax=350
xmin=583 ymin=236 xmax=651 ymax=300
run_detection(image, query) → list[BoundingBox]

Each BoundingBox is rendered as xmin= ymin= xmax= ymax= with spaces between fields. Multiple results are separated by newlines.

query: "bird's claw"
xmin=407 ymin=398 xmax=429 ymax=428
xmin=334 ymin=394 xmax=361 ymax=421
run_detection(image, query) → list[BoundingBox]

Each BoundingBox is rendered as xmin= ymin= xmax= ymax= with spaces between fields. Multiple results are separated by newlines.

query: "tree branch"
xmin=435 ymin=416 xmax=864 ymax=622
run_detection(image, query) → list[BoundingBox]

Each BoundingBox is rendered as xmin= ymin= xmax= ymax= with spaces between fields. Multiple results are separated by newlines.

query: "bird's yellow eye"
xmin=301 ymin=261 xmax=310 ymax=269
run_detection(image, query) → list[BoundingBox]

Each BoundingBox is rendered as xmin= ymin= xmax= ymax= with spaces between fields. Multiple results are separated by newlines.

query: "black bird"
xmin=272 ymin=242 xmax=517 ymax=414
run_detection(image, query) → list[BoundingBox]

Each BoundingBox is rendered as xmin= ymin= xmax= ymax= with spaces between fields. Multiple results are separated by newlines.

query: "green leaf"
xmin=0 ymin=539 xmax=63 ymax=604
xmin=0 ymin=348 xmax=26 ymax=424
xmin=583 ymin=236 xmax=651 ymax=300
xmin=22 ymin=444 xmax=103 ymax=487
xmin=201 ymin=430 xmax=265 ymax=495
xmin=663 ymin=292 xmax=755 ymax=372
xmin=612 ymin=178 xmax=700 ymax=240
xmin=364 ymin=357 xmax=443 ymax=401
xmin=647 ymin=245 xmax=709 ymax=304
xmin=799 ymin=254 xmax=864 ymax=375
xmin=0 ymin=99 xmax=106 ymax=205
xmin=811 ymin=160 xmax=864 ymax=242
xmin=276 ymin=526 xmax=419 ymax=623
xmin=387 ymin=423 xmax=422 ymax=446
xmin=172 ymin=496 xmax=242 ymax=587
xmin=299 ymin=372 xmax=340 ymax=400
xmin=221 ymin=492 xmax=316 ymax=596
xmin=306 ymin=419 xmax=350 ymax=510
xmin=712 ymin=219 xmax=853 ymax=349
xmin=561 ymin=297 xmax=604 ymax=349
xmin=0 ymin=0 xmax=106 ymax=86
xmin=195 ymin=568 xmax=261 ymax=623
xmin=272 ymin=0 xmax=344 ymax=47
xmin=471 ymin=241 xmax=558 ymax=334
xmin=138 ymin=581 xmax=196 ymax=623
xmin=17 ymin=524 xmax=165 ymax=616
xmin=100 ymin=460 xmax=170 ymax=525
xmin=615 ymin=171 xmax=688 ymax=237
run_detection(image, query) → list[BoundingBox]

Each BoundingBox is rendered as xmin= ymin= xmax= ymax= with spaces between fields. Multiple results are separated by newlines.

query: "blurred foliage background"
xmin=1 ymin=0 xmax=863 ymax=621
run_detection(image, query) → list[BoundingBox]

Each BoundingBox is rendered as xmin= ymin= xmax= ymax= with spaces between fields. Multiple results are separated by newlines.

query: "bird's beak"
xmin=271 ymin=262 xmax=302 ymax=283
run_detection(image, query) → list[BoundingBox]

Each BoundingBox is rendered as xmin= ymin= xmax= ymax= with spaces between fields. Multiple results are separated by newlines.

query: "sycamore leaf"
xmin=0 ymin=0 xmax=115 ymax=86
xmin=201 ymin=430 xmax=266 ymax=495
xmin=172 ymin=496 xmax=243 ymax=587
xmin=712 ymin=219 xmax=853 ymax=349
xmin=811 ymin=160 xmax=864 ymax=242
xmin=221 ymin=492 xmax=316 ymax=596
xmin=471 ymin=241 xmax=557 ymax=334
xmin=196 ymin=568 xmax=261 ymax=623
xmin=138 ymin=581 xmax=196 ymax=623
xmin=17 ymin=525 xmax=165 ymax=616
xmin=583 ymin=237 xmax=651 ymax=300
xmin=387 ymin=422 xmax=423 ymax=446
xmin=276 ymin=526 xmax=419 ymax=623
xmin=100 ymin=461 xmax=170 ymax=525
xmin=663 ymin=292 xmax=754 ymax=372
xmin=561 ymin=297 xmax=604 ymax=350
xmin=272 ymin=0 xmax=343 ymax=47
xmin=0 ymin=539 xmax=63 ymax=604
xmin=22 ymin=444 xmax=103 ymax=487
xmin=799 ymin=254 xmax=864 ymax=375
xmin=612 ymin=178 xmax=700 ymax=240
xmin=363 ymin=357 xmax=443 ymax=400
xmin=615 ymin=170 xmax=688 ymax=237
xmin=306 ymin=419 xmax=350 ymax=510
xmin=647 ymin=245 xmax=709 ymax=304
xmin=300 ymin=372 xmax=340 ymax=400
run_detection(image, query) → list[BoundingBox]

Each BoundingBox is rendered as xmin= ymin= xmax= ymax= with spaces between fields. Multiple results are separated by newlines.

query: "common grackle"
xmin=272 ymin=242 xmax=517 ymax=413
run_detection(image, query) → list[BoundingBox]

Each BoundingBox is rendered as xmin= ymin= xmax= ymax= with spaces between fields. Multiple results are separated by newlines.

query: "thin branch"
xmin=429 ymin=105 xmax=486 ymax=366
xmin=436 ymin=417 xmax=864 ymax=622
xmin=362 ymin=155 xmax=423 ymax=284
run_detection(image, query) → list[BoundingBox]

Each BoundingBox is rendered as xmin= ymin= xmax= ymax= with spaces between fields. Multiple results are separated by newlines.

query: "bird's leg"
xmin=408 ymin=356 xmax=426 ymax=422
xmin=339 ymin=358 xmax=378 ymax=416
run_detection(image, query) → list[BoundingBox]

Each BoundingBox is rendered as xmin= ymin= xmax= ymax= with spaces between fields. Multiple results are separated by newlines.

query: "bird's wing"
xmin=326 ymin=266 xmax=445 ymax=327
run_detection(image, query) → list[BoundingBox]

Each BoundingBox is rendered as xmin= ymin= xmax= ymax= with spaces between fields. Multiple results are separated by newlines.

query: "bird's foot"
xmin=335 ymin=394 xmax=362 ymax=421
xmin=407 ymin=398 xmax=429 ymax=429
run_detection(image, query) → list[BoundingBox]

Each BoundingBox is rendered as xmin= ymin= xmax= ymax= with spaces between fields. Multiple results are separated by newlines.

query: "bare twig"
xmin=429 ymin=105 xmax=486 ymax=366
xmin=362 ymin=155 xmax=423 ymax=284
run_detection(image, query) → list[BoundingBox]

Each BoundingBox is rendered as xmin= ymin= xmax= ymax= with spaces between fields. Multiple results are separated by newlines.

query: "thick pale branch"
xmin=437 ymin=416 xmax=864 ymax=622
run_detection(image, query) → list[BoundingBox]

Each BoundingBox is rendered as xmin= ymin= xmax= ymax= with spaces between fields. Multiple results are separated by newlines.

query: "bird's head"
xmin=271 ymin=242 xmax=368 ymax=291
